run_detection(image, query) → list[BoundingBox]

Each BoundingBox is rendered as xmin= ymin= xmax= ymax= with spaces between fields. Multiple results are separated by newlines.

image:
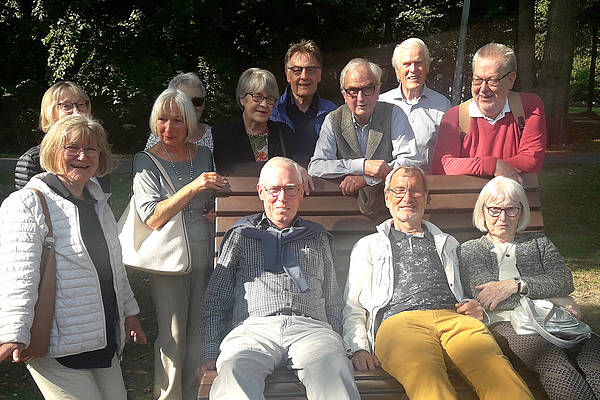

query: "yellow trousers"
xmin=374 ymin=309 xmax=533 ymax=400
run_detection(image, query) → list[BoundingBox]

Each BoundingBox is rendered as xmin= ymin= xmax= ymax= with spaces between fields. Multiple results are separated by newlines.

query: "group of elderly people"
xmin=0 ymin=36 xmax=597 ymax=400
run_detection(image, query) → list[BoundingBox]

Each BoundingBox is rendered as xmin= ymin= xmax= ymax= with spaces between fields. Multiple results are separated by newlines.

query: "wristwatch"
xmin=515 ymin=278 xmax=528 ymax=295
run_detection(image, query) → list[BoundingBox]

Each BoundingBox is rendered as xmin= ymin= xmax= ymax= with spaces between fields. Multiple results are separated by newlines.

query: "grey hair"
xmin=235 ymin=68 xmax=279 ymax=110
xmin=473 ymin=176 xmax=531 ymax=233
xmin=258 ymin=157 xmax=303 ymax=185
xmin=384 ymin=165 xmax=428 ymax=192
xmin=472 ymin=43 xmax=517 ymax=75
xmin=168 ymin=72 xmax=207 ymax=98
xmin=392 ymin=38 xmax=432 ymax=73
xmin=339 ymin=58 xmax=382 ymax=89
xmin=149 ymin=88 xmax=198 ymax=137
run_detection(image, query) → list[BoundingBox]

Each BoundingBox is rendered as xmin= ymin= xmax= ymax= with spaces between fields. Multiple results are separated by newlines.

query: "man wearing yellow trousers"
xmin=342 ymin=165 xmax=533 ymax=399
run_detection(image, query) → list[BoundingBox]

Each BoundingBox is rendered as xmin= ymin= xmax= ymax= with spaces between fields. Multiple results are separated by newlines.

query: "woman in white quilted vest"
xmin=0 ymin=115 xmax=146 ymax=399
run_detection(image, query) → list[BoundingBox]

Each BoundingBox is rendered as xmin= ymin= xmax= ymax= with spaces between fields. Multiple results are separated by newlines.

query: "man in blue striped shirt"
xmin=379 ymin=38 xmax=451 ymax=172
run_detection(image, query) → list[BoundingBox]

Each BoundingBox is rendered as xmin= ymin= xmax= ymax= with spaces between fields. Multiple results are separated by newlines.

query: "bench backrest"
xmin=215 ymin=174 xmax=542 ymax=284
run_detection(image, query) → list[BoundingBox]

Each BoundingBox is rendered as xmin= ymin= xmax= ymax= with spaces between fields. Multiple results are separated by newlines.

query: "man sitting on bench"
xmin=342 ymin=165 xmax=534 ymax=400
xmin=198 ymin=157 xmax=360 ymax=400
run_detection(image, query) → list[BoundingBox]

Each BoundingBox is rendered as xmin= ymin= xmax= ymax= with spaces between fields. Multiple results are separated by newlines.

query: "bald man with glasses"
xmin=432 ymin=43 xmax=547 ymax=183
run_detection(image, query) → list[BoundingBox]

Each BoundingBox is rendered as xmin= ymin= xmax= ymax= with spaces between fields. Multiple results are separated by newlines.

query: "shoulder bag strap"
xmin=142 ymin=150 xmax=179 ymax=194
xmin=458 ymin=99 xmax=472 ymax=146
xmin=28 ymin=188 xmax=54 ymax=243
xmin=520 ymin=297 xmax=589 ymax=348
xmin=508 ymin=91 xmax=526 ymax=140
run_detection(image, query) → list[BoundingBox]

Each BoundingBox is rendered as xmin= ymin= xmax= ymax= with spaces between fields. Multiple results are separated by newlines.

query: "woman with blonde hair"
xmin=14 ymin=81 xmax=110 ymax=192
xmin=0 ymin=114 xmax=146 ymax=399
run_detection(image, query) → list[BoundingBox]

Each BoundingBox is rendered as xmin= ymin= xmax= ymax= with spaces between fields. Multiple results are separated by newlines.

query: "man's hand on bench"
xmin=197 ymin=359 xmax=217 ymax=382
xmin=351 ymin=350 xmax=380 ymax=371
xmin=364 ymin=160 xmax=393 ymax=179
xmin=340 ymin=175 xmax=367 ymax=195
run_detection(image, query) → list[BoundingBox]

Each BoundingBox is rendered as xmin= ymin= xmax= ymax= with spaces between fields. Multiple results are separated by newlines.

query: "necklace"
xmin=162 ymin=143 xmax=194 ymax=182
xmin=246 ymin=126 xmax=269 ymax=137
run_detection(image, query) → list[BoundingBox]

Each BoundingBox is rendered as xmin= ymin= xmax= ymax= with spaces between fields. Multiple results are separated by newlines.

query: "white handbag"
xmin=510 ymin=297 xmax=592 ymax=348
xmin=117 ymin=151 xmax=191 ymax=275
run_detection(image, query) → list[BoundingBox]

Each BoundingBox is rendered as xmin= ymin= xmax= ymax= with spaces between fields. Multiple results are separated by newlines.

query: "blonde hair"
xmin=149 ymin=88 xmax=197 ymax=137
xmin=39 ymin=81 xmax=91 ymax=133
xmin=473 ymin=176 xmax=531 ymax=233
xmin=40 ymin=115 xmax=114 ymax=177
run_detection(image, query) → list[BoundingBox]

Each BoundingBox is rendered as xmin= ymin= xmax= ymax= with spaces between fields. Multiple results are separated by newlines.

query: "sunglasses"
xmin=191 ymin=97 xmax=205 ymax=107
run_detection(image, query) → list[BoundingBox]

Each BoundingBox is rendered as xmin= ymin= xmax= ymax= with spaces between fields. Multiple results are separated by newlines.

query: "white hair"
xmin=339 ymin=58 xmax=382 ymax=89
xmin=391 ymin=38 xmax=432 ymax=73
xmin=258 ymin=157 xmax=303 ymax=185
xmin=473 ymin=176 xmax=531 ymax=233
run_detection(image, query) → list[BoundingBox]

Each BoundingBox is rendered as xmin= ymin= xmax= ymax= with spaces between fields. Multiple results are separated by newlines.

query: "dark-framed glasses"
xmin=343 ymin=85 xmax=378 ymax=98
xmin=246 ymin=93 xmax=276 ymax=105
xmin=387 ymin=187 xmax=425 ymax=199
xmin=472 ymin=71 xmax=513 ymax=88
xmin=486 ymin=206 xmax=520 ymax=217
xmin=58 ymin=101 xmax=89 ymax=112
xmin=288 ymin=66 xmax=321 ymax=76
xmin=63 ymin=145 xmax=100 ymax=157
xmin=263 ymin=185 xmax=302 ymax=198
xmin=191 ymin=97 xmax=205 ymax=107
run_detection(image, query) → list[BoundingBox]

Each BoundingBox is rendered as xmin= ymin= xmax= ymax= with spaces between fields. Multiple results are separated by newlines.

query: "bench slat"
xmin=217 ymin=174 xmax=539 ymax=197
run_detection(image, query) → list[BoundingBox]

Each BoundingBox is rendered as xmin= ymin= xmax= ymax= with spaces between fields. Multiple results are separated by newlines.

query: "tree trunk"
xmin=587 ymin=23 xmax=598 ymax=113
xmin=517 ymin=0 xmax=537 ymax=91
xmin=537 ymin=0 xmax=578 ymax=146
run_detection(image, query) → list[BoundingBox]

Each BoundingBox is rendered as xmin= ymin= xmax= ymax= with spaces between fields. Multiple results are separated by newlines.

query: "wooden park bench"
xmin=198 ymin=172 xmax=547 ymax=400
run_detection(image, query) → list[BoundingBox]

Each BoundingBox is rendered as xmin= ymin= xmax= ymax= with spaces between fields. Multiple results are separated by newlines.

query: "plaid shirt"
xmin=200 ymin=214 xmax=344 ymax=361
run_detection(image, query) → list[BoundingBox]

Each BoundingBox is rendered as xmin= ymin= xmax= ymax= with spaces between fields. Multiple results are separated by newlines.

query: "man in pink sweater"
xmin=432 ymin=43 xmax=546 ymax=183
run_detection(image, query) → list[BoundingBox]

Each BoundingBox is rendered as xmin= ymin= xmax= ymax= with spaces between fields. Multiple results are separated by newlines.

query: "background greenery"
xmin=1 ymin=0 xmax=599 ymax=153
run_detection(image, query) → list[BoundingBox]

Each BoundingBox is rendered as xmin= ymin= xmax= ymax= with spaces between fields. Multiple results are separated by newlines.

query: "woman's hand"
xmin=351 ymin=350 xmax=380 ymax=371
xmin=191 ymin=172 xmax=228 ymax=193
xmin=124 ymin=316 xmax=147 ymax=345
xmin=475 ymin=279 xmax=519 ymax=311
xmin=0 ymin=342 xmax=25 ymax=363
xmin=456 ymin=299 xmax=483 ymax=321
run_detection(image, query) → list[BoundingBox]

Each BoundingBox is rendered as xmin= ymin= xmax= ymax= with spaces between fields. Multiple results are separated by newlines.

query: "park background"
xmin=1 ymin=0 xmax=599 ymax=398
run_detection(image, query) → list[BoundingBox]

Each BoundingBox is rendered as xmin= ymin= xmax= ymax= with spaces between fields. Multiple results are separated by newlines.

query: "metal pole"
xmin=451 ymin=0 xmax=471 ymax=105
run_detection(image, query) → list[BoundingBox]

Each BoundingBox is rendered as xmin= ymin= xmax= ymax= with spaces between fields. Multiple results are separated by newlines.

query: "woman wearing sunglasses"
xmin=145 ymin=72 xmax=213 ymax=152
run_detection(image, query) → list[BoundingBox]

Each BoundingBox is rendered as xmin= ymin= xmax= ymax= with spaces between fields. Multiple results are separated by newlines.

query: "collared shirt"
xmin=469 ymin=97 xmax=511 ymax=125
xmin=379 ymin=85 xmax=451 ymax=171
xmin=379 ymin=225 xmax=457 ymax=322
xmin=308 ymin=104 xmax=421 ymax=185
xmin=287 ymin=92 xmax=319 ymax=140
xmin=200 ymin=214 xmax=344 ymax=361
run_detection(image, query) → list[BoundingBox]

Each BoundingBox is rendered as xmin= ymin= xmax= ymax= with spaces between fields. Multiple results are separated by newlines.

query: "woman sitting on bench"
xmin=460 ymin=176 xmax=600 ymax=400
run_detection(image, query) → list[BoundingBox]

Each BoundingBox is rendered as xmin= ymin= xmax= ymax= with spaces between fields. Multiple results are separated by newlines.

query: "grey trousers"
xmin=151 ymin=238 xmax=211 ymax=400
xmin=211 ymin=315 xmax=360 ymax=400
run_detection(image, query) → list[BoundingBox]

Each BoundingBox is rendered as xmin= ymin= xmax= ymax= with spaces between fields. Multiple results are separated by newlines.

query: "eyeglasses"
xmin=262 ymin=185 xmax=302 ymax=198
xmin=472 ymin=71 xmax=513 ymax=88
xmin=287 ymin=66 xmax=321 ymax=76
xmin=57 ymin=101 xmax=89 ymax=112
xmin=343 ymin=85 xmax=378 ymax=98
xmin=246 ymin=93 xmax=276 ymax=105
xmin=191 ymin=97 xmax=205 ymax=107
xmin=486 ymin=206 xmax=520 ymax=217
xmin=63 ymin=145 xmax=100 ymax=157
xmin=386 ymin=188 xmax=425 ymax=199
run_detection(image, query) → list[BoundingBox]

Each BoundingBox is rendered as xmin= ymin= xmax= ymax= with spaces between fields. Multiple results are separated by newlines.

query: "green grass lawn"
xmin=0 ymin=164 xmax=599 ymax=399
xmin=568 ymin=106 xmax=600 ymax=117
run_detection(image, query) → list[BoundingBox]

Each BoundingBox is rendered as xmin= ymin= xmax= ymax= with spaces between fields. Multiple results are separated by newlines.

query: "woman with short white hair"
xmin=133 ymin=88 xmax=227 ymax=399
xmin=460 ymin=176 xmax=600 ymax=400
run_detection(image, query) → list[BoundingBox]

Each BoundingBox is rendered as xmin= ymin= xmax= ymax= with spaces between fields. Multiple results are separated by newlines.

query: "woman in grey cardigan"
xmin=459 ymin=176 xmax=600 ymax=400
